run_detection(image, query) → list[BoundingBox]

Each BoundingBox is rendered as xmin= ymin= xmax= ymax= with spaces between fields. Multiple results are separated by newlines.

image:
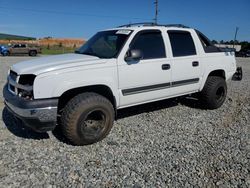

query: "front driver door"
xmin=118 ymin=29 xmax=172 ymax=107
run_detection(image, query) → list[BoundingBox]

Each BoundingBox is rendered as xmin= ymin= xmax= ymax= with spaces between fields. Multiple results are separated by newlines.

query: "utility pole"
xmin=233 ymin=27 xmax=239 ymax=49
xmin=154 ymin=0 xmax=158 ymax=24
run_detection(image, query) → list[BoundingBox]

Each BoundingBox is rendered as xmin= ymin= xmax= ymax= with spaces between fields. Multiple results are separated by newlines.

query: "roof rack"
xmin=118 ymin=22 xmax=156 ymax=28
xmin=159 ymin=24 xmax=190 ymax=28
xmin=118 ymin=23 xmax=190 ymax=28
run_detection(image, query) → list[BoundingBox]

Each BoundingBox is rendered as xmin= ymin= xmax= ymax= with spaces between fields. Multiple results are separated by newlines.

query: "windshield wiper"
xmin=83 ymin=52 xmax=94 ymax=56
xmin=82 ymin=51 xmax=108 ymax=58
xmin=74 ymin=50 xmax=92 ymax=56
xmin=77 ymin=51 xmax=110 ymax=59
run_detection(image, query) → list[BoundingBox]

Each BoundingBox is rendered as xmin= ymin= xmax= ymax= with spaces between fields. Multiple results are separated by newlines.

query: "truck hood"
xmin=11 ymin=53 xmax=106 ymax=75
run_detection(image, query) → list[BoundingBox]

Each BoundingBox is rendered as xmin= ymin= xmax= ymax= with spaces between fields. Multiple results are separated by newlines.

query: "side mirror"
xmin=125 ymin=49 xmax=143 ymax=62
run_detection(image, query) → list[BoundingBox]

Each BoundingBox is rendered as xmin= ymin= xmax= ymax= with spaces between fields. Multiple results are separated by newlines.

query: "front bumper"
xmin=3 ymin=85 xmax=58 ymax=132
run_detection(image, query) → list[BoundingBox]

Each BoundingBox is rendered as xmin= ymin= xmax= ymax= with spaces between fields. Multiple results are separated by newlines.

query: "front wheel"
xmin=3 ymin=51 xmax=9 ymax=56
xmin=61 ymin=92 xmax=114 ymax=145
xmin=29 ymin=50 xmax=37 ymax=56
xmin=200 ymin=76 xmax=227 ymax=109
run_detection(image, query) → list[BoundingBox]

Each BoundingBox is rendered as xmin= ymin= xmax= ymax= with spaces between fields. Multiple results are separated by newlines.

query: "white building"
xmin=215 ymin=44 xmax=241 ymax=52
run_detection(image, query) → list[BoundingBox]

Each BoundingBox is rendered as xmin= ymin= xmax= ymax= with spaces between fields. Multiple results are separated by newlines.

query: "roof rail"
xmin=118 ymin=22 xmax=156 ymax=28
xmin=160 ymin=24 xmax=190 ymax=28
xmin=118 ymin=23 xmax=190 ymax=28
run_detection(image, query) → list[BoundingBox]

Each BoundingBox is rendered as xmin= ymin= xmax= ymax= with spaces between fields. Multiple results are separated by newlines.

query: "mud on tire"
xmin=200 ymin=76 xmax=227 ymax=109
xmin=61 ymin=92 xmax=114 ymax=145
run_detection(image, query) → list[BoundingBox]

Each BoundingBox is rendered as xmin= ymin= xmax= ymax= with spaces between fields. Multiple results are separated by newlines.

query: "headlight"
xmin=7 ymin=71 xmax=36 ymax=100
xmin=19 ymin=74 xmax=36 ymax=85
xmin=18 ymin=74 xmax=36 ymax=99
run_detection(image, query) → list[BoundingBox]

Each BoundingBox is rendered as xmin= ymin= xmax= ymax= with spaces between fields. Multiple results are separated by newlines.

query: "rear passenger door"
xmin=168 ymin=30 xmax=201 ymax=95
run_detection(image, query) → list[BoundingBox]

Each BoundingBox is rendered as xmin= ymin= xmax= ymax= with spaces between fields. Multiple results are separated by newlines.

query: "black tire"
xmin=29 ymin=50 xmax=37 ymax=56
xmin=3 ymin=51 xmax=9 ymax=56
xmin=200 ymin=76 xmax=227 ymax=109
xmin=236 ymin=68 xmax=243 ymax=81
xmin=61 ymin=92 xmax=114 ymax=145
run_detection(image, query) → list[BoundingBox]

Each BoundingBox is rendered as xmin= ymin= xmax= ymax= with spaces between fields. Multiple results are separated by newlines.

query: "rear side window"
xmin=196 ymin=30 xmax=221 ymax=53
xmin=130 ymin=30 xmax=166 ymax=59
xmin=168 ymin=31 xmax=196 ymax=57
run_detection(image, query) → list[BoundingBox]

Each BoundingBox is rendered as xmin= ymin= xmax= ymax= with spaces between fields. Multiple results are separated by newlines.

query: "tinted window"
xmin=77 ymin=30 xmax=131 ymax=58
xmin=130 ymin=31 xmax=166 ymax=59
xmin=197 ymin=32 xmax=211 ymax=47
xmin=196 ymin=30 xmax=221 ymax=53
xmin=168 ymin=31 xmax=196 ymax=57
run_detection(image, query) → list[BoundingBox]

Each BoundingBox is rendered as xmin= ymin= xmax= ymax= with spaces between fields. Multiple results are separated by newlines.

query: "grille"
xmin=9 ymin=70 xmax=18 ymax=82
xmin=8 ymin=70 xmax=18 ymax=94
xmin=10 ymin=85 xmax=15 ymax=93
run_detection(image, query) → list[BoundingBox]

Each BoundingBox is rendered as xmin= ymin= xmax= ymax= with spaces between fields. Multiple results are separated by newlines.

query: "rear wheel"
xmin=61 ymin=92 xmax=114 ymax=145
xmin=29 ymin=50 xmax=37 ymax=56
xmin=200 ymin=76 xmax=227 ymax=109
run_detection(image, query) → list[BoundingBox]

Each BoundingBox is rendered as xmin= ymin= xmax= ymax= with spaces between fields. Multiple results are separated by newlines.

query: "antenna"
xmin=233 ymin=27 xmax=239 ymax=49
xmin=153 ymin=0 xmax=158 ymax=24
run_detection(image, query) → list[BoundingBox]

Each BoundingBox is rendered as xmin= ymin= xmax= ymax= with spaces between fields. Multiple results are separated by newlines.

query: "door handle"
xmin=192 ymin=61 xmax=199 ymax=67
xmin=162 ymin=64 xmax=171 ymax=70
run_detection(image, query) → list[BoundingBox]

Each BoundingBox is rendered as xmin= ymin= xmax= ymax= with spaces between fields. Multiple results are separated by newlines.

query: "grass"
xmin=41 ymin=46 xmax=77 ymax=55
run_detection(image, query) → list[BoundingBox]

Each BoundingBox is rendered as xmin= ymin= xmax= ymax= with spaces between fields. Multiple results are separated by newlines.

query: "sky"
xmin=0 ymin=0 xmax=249 ymax=41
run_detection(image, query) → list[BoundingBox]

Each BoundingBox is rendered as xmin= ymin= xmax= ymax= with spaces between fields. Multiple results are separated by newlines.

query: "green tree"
xmin=240 ymin=41 xmax=250 ymax=50
xmin=234 ymin=40 xmax=239 ymax=45
xmin=211 ymin=40 xmax=218 ymax=44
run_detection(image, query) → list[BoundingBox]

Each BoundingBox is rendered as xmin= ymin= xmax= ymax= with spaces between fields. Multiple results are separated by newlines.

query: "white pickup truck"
xmin=3 ymin=23 xmax=242 ymax=145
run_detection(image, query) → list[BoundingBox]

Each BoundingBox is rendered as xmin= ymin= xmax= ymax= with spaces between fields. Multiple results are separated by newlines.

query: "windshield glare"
xmin=76 ymin=30 xmax=132 ymax=58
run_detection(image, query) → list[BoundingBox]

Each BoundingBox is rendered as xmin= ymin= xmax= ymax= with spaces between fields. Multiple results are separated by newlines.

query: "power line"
xmin=0 ymin=6 xmax=150 ymax=21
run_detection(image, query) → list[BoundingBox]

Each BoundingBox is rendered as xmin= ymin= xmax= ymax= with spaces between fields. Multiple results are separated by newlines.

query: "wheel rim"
xmin=215 ymin=86 xmax=225 ymax=102
xmin=79 ymin=109 xmax=107 ymax=140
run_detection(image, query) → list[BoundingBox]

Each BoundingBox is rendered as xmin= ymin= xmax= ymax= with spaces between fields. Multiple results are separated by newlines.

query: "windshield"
xmin=76 ymin=30 xmax=132 ymax=58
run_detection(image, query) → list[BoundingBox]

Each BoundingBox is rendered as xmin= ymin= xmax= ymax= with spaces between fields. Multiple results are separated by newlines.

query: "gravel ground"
xmin=0 ymin=56 xmax=249 ymax=187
